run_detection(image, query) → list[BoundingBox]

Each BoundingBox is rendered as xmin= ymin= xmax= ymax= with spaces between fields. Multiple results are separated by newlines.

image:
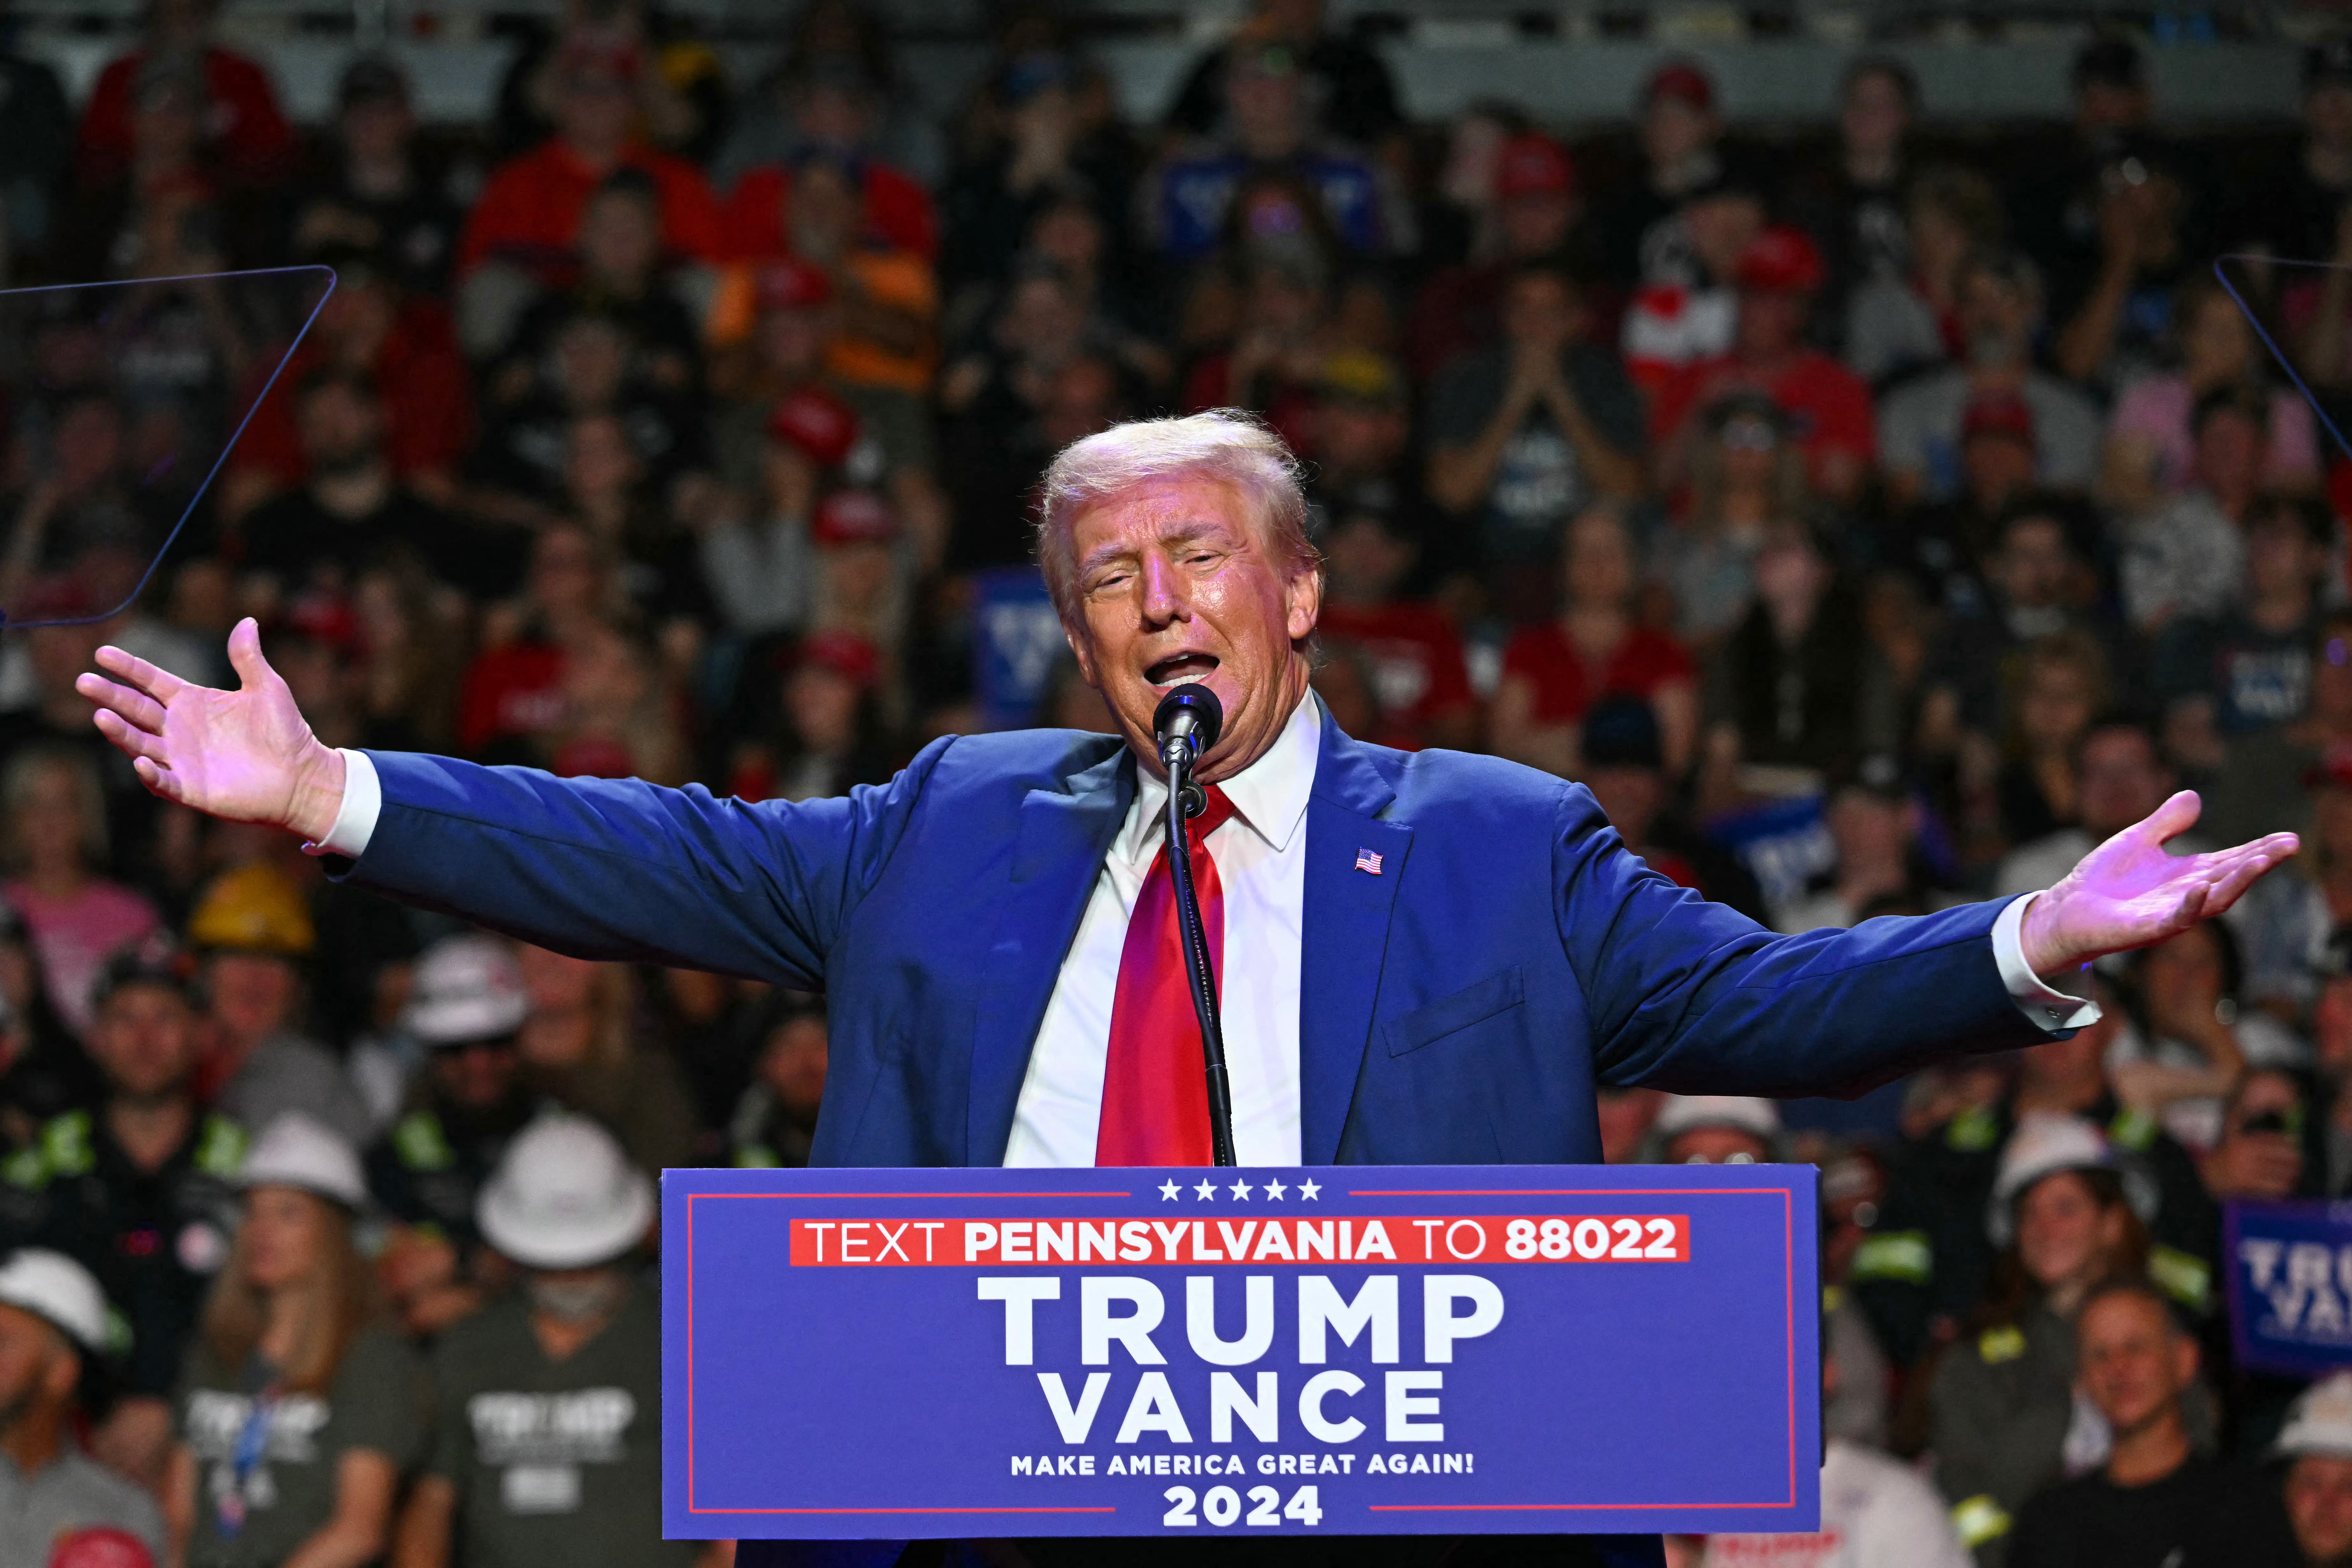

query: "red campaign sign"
xmin=791 ymin=1215 xmax=1692 ymax=1267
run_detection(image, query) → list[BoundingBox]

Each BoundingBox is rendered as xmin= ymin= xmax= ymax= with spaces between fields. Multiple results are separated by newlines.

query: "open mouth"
xmin=1144 ymin=652 xmax=1220 ymax=690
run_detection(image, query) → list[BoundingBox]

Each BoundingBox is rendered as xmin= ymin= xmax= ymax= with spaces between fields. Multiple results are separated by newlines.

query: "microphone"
xmin=1153 ymin=685 xmax=1224 ymax=771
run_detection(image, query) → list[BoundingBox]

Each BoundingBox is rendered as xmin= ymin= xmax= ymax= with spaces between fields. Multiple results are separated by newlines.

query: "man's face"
xmin=1993 ymin=518 xmax=2071 ymax=608
xmin=2076 ymin=79 xmax=2150 ymax=135
xmin=1958 ymin=271 xmax=2033 ymax=351
xmin=2246 ymin=515 xmax=2321 ymax=601
xmin=557 ymin=70 xmax=636 ymax=154
xmin=1064 ymin=476 xmax=1320 ymax=784
xmin=2078 ymin=1291 xmax=2196 ymax=1438
xmin=1963 ymin=432 xmax=2036 ymax=507
xmin=2288 ymin=1453 xmax=2352 ymax=1562
xmin=1686 ymin=195 xmax=1764 ymax=284
xmin=2077 ymin=728 xmax=2168 ymax=835
xmin=1227 ymin=63 xmax=1303 ymax=157
xmin=1841 ymin=69 xmax=1909 ymax=157
xmin=1585 ymin=764 xmax=1662 ymax=848
xmin=1499 ymin=192 xmax=1572 ymax=259
xmin=761 ymin=1016 xmax=830 ymax=1118
xmin=1827 ymin=790 xmax=1910 ymax=870
xmin=1735 ymin=289 xmax=1807 ymax=358
xmin=1641 ymin=95 xmax=1716 ymax=171
xmin=2195 ymin=410 xmax=2267 ymax=497
xmin=205 ymin=952 xmax=300 ymax=1047
xmin=298 ymin=384 xmax=383 ymax=474
xmin=1322 ymin=517 xmax=1412 ymax=601
xmin=1500 ymin=274 xmax=1578 ymax=352
xmin=91 ymin=983 xmax=201 ymax=1099
xmin=431 ymin=1035 xmax=521 ymax=1112
xmin=0 ymin=1303 xmax=69 ymax=1427
xmin=757 ymin=306 xmax=832 ymax=381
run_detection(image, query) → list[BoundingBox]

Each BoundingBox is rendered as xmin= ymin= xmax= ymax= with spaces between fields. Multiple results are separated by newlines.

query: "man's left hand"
xmin=2019 ymin=790 xmax=2298 ymax=976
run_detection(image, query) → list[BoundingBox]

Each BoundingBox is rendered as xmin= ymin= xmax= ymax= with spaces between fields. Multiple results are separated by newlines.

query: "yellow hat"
xmin=186 ymin=864 xmax=315 ymax=958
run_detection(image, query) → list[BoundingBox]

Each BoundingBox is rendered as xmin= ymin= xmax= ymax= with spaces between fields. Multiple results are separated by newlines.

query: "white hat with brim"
xmin=477 ymin=1111 xmax=655 ymax=1270
xmin=0 ymin=1247 xmax=111 ymax=1352
xmin=1653 ymin=1095 xmax=1782 ymax=1143
xmin=2279 ymin=1372 xmax=2352 ymax=1460
xmin=403 ymin=935 xmax=529 ymax=1045
xmin=240 ymin=1113 xmax=369 ymax=1210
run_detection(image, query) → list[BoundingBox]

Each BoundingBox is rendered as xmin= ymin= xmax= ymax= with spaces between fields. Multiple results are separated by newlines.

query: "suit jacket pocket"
xmin=1383 ymin=967 xmax=1526 ymax=1057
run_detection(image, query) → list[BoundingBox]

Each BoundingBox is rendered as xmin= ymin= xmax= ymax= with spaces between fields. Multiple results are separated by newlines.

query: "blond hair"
xmin=1033 ymin=410 xmax=1319 ymax=626
xmin=200 ymin=1190 xmax=378 ymax=1395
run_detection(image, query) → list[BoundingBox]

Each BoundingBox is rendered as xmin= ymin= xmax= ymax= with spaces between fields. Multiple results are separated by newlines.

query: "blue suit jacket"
xmin=342 ymin=711 xmax=2050 ymax=1167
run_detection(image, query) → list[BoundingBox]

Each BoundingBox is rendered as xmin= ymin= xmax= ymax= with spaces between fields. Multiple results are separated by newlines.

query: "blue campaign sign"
xmin=662 ymin=1164 xmax=1820 ymax=1539
xmin=2225 ymin=1199 xmax=2352 ymax=1378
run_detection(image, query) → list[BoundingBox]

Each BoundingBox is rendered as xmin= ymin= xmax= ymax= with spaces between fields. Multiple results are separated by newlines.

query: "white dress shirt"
xmin=309 ymin=702 xmax=2097 ymax=1167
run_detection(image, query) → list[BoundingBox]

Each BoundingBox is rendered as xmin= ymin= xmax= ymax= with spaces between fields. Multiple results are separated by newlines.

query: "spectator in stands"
xmin=73 ymin=0 xmax=294 ymax=194
xmin=1142 ymin=40 xmax=1409 ymax=264
xmin=1590 ymin=58 xmax=1739 ymax=295
xmin=2154 ymin=492 xmax=2332 ymax=773
xmin=1648 ymin=391 xmax=1805 ymax=652
xmin=170 ymin=1114 xmax=424 ymax=1568
xmin=1408 ymin=132 xmax=1582 ymax=381
xmin=1792 ymin=55 xmax=1920 ymax=336
xmin=725 ymin=630 xmax=891 ymax=804
xmin=1426 ymin=263 xmax=1645 ymax=608
xmin=1998 ymin=719 xmax=2180 ymax=896
xmin=1303 ymin=349 xmax=1422 ymax=531
xmin=2051 ymin=136 xmax=2202 ymax=394
xmin=2116 ymin=385 xmax=2267 ymax=636
xmin=0 ymin=746 xmax=156 ymax=1039
xmin=2109 ymin=921 xmax=2287 ymax=1154
xmin=2198 ymin=1068 xmax=2308 ymax=1202
xmin=0 ymin=905 xmax=102 ymax=1151
xmin=0 ymin=36 xmax=71 ymax=273
xmin=1166 ymin=0 xmax=1402 ymax=155
xmin=726 ymin=991 xmax=827 ymax=1168
xmin=1843 ymin=163 xmax=2007 ymax=387
xmin=2237 ymin=36 xmax=2352 ymax=286
xmin=721 ymin=61 xmax=938 ymax=267
xmin=2012 ymin=34 xmax=2163 ymax=288
xmin=1181 ymin=254 xmax=1341 ymax=456
xmin=2275 ymin=1371 xmax=2352 ymax=1567
xmin=394 ymin=1112 xmax=685 ymax=1568
xmin=2106 ymin=279 xmax=2320 ymax=505
xmin=288 ymin=56 xmax=469 ymax=298
xmin=1646 ymin=1096 xmax=1780 ymax=1165
xmin=937 ymin=52 xmax=1134 ymax=305
xmin=746 ymin=150 xmax=940 ymax=399
xmin=1578 ymin=696 xmax=1767 ymax=920
xmin=1772 ymin=754 xmax=1925 ymax=933
xmin=1703 ymin=519 xmax=1867 ymax=775
xmin=1883 ymin=394 xmax=2048 ymax=609
xmin=721 ymin=0 xmax=943 ymax=200
xmin=494 ymin=169 xmax=707 ymax=403
xmin=1654 ymin=225 xmax=1876 ymax=503
xmin=0 ymin=1249 xmax=166 ymax=1563
xmin=367 ymin=936 xmax=534 ymax=1335
xmin=455 ymin=41 xmax=725 ymax=294
xmin=1619 ymin=174 xmax=1768 ymax=398
xmin=1879 ymin=251 xmax=2103 ymax=507
xmin=2006 ymin=1278 xmax=2296 ymax=1566
xmin=544 ymin=622 xmax=690 ymax=786
xmin=1313 ymin=502 xmax=1477 ymax=752
xmin=186 ymin=862 xmax=371 ymax=1148
xmin=7 ymin=946 xmax=243 ymax=1491
xmin=1494 ymin=505 xmax=1697 ymax=777
xmin=512 ymin=946 xmax=696 ymax=1179
xmin=457 ymin=523 xmax=623 ymax=760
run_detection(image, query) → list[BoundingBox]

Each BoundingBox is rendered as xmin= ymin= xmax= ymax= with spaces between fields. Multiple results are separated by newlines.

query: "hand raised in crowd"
xmin=2019 ymin=790 xmax=2298 ymax=976
xmin=74 ymin=617 xmax=347 ymax=842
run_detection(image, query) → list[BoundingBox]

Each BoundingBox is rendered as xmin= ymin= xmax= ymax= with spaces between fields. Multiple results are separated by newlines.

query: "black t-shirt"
xmin=237 ymin=484 xmax=523 ymax=600
xmin=2228 ymin=149 xmax=2352 ymax=265
xmin=2007 ymin=1453 xmax=2297 ymax=1568
xmin=286 ymin=166 xmax=471 ymax=296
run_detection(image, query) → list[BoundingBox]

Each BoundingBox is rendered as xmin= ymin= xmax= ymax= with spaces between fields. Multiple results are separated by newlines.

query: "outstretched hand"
xmin=2019 ymin=790 xmax=2298 ymax=976
xmin=74 ymin=617 xmax=347 ymax=842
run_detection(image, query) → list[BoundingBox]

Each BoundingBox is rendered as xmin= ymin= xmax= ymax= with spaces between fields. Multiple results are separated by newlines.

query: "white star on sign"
xmin=1194 ymin=1179 xmax=1218 ymax=1200
xmin=1262 ymin=1178 xmax=1287 ymax=1200
xmin=1159 ymin=1180 xmax=1180 ymax=1200
xmin=1298 ymin=1179 xmax=1322 ymax=1201
xmin=1229 ymin=1180 xmax=1252 ymax=1200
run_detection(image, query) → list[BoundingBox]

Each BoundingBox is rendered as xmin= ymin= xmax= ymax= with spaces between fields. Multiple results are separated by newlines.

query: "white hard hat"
xmin=1653 ymin=1095 xmax=1782 ymax=1143
xmin=1987 ymin=1113 xmax=2116 ymax=1246
xmin=403 ymin=934 xmax=529 ymax=1046
xmin=2278 ymin=1372 xmax=2352 ymax=1459
xmin=0 ymin=1247 xmax=111 ymax=1352
xmin=477 ymin=1111 xmax=654 ymax=1270
xmin=239 ymin=1113 xmax=368 ymax=1210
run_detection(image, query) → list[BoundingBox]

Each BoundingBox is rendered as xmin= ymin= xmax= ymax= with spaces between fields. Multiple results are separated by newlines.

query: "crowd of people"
xmin=0 ymin=0 xmax=2346 ymax=1563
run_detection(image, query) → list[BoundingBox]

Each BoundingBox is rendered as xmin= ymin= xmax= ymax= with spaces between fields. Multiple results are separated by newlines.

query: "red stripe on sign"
xmin=786 ymin=1215 xmax=1691 ymax=1266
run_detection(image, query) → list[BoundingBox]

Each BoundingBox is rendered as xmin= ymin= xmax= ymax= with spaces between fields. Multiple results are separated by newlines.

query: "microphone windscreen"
xmin=1152 ymin=685 xmax=1224 ymax=753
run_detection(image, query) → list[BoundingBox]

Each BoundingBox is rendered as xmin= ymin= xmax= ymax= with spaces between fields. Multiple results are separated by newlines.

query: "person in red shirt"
xmin=455 ymin=522 xmax=619 ymax=760
xmin=455 ymin=42 xmax=726 ymax=284
xmin=1314 ymin=503 xmax=1479 ymax=751
xmin=721 ymin=59 xmax=938 ymax=263
xmin=1494 ymin=503 xmax=1698 ymax=777
xmin=74 ymin=0 xmax=295 ymax=191
xmin=1653 ymin=225 xmax=1878 ymax=504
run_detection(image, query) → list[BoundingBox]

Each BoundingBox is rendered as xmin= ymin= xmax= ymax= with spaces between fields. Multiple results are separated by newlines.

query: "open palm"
xmin=75 ymin=618 xmax=344 ymax=838
xmin=2021 ymin=790 xmax=2299 ymax=974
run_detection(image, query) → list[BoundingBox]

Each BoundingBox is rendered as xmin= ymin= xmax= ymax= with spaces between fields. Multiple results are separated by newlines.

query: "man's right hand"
xmin=76 ymin=616 xmax=348 ymax=842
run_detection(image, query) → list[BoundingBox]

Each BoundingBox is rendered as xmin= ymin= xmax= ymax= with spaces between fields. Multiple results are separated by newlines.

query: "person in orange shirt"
xmin=454 ymin=42 xmax=725 ymax=286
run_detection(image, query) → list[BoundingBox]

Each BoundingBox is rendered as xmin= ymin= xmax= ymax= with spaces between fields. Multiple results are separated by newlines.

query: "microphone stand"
xmin=1161 ymin=735 xmax=1237 ymax=1167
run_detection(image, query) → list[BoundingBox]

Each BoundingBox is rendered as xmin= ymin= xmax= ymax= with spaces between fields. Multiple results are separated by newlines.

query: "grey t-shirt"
xmin=428 ymin=1280 xmax=689 ymax=1568
xmin=215 ymin=1033 xmax=375 ymax=1150
xmin=1877 ymin=367 xmax=2103 ymax=502
xmin=0 ymin=1446 xmax=166 ymax=1568
xmin=180 ymin=1324 xmax=428 ymax=1568
xmin=1425 ymin=343 xmax=1646 ymax=564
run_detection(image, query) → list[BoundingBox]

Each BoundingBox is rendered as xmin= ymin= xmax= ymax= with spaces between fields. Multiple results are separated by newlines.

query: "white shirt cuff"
xmin=302 ymin=749 xmax=381 ymax=859
xmin=1993 ymin=892 xmax=2102 ymax=1033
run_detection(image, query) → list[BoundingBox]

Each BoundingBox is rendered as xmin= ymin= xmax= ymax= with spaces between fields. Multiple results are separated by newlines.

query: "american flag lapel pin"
xmin=1354 ymin=847 xmax=1383 ymax=876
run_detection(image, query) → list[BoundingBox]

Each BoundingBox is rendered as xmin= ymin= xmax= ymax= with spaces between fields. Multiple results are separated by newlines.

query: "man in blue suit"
xmin=78 ymin=412 xmax=2293 ymax=1568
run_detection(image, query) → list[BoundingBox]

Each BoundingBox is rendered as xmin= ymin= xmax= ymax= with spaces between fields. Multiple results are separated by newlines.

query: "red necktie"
xmin=1095 ymin=784 xmax=1237 ymax=1167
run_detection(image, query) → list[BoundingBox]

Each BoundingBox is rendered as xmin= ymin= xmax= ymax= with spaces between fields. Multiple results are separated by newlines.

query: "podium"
xmin=663 ymin=1163 xmax=1820 ymax=1539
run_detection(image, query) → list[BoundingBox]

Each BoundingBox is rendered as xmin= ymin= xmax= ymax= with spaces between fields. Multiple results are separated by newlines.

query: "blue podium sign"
xmin=2224 ymin=1199 xmax=2352 ymax=1378
xmin=662 ymin=1164 xmax=1820 ymax=1539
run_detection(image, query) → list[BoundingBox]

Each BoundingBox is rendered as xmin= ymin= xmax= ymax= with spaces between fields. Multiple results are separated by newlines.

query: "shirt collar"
xmin=1118 ymin=692 xmax=1320 ymax=867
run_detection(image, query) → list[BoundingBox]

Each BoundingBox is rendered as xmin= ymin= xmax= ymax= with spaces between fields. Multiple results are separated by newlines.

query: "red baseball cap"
xmin=1736 ymin=226 xmax=1825 ymax=294
xmin=48 ymin=1529 xmax=155 ymax=1568
xmin=2309 ymin=741 xmax=2352 ymax=793
xmin=792 ymin=629 xmax=881 ymax=689
xmin=285 ymin=588 xmax=363 ymax=654
xmin=768 ymin=387 xmax=861 ymax=469
xmin=755 ymin=257 xmax=834 ymax=313
xmin=1495 ymin=133 xmax=1574 ymax=201
xmin=1962 ymin=391 xmax=2037 ymax=447
xmin=1644 ymin=60 xmax=1716 ymax=112
xmin=812 ymin=489 xmax=898 ymax=548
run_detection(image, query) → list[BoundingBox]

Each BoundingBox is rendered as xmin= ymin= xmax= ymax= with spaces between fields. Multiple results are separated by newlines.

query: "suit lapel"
xmin=965 ymin=744 xmax=1133 ymax=1165
xmin=1298 ymin=717 xmax=1411 ymax=1165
